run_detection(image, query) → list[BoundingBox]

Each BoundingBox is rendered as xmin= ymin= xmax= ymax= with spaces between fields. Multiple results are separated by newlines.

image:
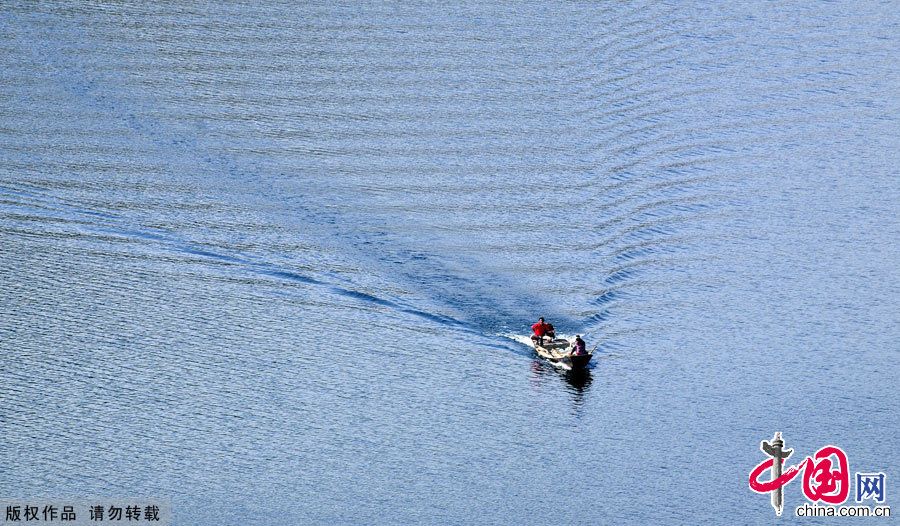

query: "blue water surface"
xmin=1 ymin=2 xmax=898 ymax=524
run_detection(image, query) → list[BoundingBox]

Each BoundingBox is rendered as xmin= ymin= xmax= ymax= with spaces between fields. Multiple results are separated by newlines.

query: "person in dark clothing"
xmin=571 ymin=335 xmax=588 ymax=356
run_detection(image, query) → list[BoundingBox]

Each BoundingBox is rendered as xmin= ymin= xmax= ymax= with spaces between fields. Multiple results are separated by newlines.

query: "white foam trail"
xmin=500 ymin=333 xmax=577 ymax=347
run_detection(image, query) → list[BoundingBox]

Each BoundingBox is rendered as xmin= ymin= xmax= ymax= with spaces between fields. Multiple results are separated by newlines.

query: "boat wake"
xmin=502 ymin=333 xmax=580 ymax=348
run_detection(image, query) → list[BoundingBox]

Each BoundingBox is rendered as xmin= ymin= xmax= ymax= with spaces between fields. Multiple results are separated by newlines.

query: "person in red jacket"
xmin=531 ymin=317 xmax=555 ymax=345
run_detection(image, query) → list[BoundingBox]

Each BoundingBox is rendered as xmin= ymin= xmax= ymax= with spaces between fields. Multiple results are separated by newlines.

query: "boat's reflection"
xmin=564 ymin=367 xmax=592 ymax=391
xmin=529 ymin=359 xmax=594 ymax=406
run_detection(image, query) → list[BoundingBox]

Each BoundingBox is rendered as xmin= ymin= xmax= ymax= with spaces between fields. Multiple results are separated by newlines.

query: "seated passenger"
xmin=571 ymin=335 xmax=588 ymax=356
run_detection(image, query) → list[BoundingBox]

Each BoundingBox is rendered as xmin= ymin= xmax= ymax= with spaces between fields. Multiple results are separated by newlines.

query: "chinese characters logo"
xmin=857 ymin=473 xmax=886 ymax=503
xmin=748 ymin=432 xmax=889 ymax=517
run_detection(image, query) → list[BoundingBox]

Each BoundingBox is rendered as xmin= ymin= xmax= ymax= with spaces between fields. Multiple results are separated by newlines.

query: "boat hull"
xmin=533 ymin=339 xmax=592 ymax=370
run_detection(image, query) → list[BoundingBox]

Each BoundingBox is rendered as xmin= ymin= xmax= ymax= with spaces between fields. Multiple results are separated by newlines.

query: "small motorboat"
xmin=533 ymin=337 xmax=593 ymax=370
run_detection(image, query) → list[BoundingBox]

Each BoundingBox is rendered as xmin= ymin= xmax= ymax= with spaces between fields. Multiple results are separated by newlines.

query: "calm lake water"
xmin=1 ymin=2 xmax=898 ymax=524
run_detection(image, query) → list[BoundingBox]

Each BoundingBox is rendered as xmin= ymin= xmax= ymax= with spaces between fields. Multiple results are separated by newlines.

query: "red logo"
xmin=748 ymin=432 xmax=850 ymax=515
